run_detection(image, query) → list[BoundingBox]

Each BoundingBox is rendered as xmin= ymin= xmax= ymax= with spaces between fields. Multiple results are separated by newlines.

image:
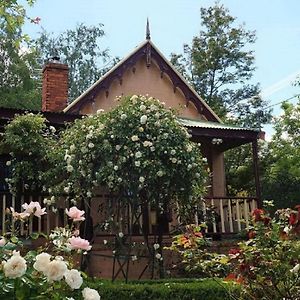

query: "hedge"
xmin=86 ymin=278 xmax=239 ymax=300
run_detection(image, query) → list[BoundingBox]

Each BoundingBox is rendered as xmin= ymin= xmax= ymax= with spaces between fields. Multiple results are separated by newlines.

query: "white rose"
xmin=113 ymin=165 xmax=119 ymax=171
xmin=140 ymin=115 xmax=147 ymax=124
xmin=170 ymin=149 xmax=176 ymax=155
xmin=139 ymin=177 xmax=145 ymax=183
xmin=67 ymin=165 xmax=74 ymax=172
xmin=6 ymin=161 xmax=11 ymax=166
xmin=135 ymin=152 xmax=142 ymax=158
xmin=157 ymin=171 xmax=163 ymax=177
xmin=186 ymin=145 xmax=193 ymax=152
xmin=143 ymin=141 xmax=153 ymax=147
xmin=82 ymin=287 xmax=101 ymax=300
xmin=132 ymin=255 xmax=137 ymax=261
xmin=120 ymin=114 xmax=127 ymax=120
xmin=131 ymin=135 xmax=139 ymax=142
xmin=64 ymin=186 xmax=70 ymax=193
xmin=33 ymin=252 xmax=51 ymax=273
xmin=88 ymin=142 xmax=95 ymax=149
xmin=140 ymin=104 xmax=146 ymax=111
xmin=135 ymin=161 xmax=141 ymax=167
xmin=155 ymin=253 xmax=162 ymax=260
xmin=130 ymin=95 xmax=138 ymax=101
xmin=64 ymin=269 xmax=83 ymax=290
xmin=115 ymin=145 xmax=121 ymax=151
xmin=70 ymin=144 xmax=76 ymax=152
xmin=118 ymin=232 xmax=124 ymax=238
xmin=3 ymin=251 xmax=27 ymax=278
xmin=96 ymin=109 xmax=104 ymax=114
xmin=153 ymin=243 xmax=160 ymax=250
xmin=44 ymin=259 xmax=68 ymax=282
xmin=138 ymin=127 xmax=144 ymax=132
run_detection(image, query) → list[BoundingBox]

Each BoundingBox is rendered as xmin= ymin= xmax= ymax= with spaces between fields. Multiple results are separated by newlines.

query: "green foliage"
xmin=2 ymin=113 xmax=55 ymax=193
xmin=262 ymin=99 xmax=300 ymax=209
xmin=170 ymin=2 xmax=271 ymax=127
xmin=86 ymin=278 xmax=236 ymax=300
xmin=0 ymin=0 xmax=41 ymax=110
xmin=225 ymin=144 xmax=256 ymax=197
xmin=165 ymin=224 xmax=229 ymax=278
xmin=36 ymin=23 xmax=114 ymax=101
xmin=227 ymin=206 xmax=300 ymax=299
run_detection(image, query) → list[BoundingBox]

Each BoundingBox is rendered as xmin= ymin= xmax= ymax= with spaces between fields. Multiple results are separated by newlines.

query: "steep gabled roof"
xmin=64 ymin=40 xmax=222 ymax=122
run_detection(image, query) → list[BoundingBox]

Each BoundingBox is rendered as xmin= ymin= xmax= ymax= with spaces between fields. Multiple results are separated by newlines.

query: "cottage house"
xmin=0 ymin=27 xmax=263 ymax=279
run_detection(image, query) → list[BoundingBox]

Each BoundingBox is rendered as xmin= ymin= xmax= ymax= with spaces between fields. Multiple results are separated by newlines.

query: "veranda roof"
xmin=178 ymin=117 xmax=264 ymax=151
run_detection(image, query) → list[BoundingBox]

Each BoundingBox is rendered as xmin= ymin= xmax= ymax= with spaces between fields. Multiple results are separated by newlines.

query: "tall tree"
xmin=0 ymin=0 xmax=41 ymax=110
xmin=171 ymin=3 xmax=271 ymax=127
xmin=262 ymin=99 xmax=300 ymax=209
xmin=36 ymin=24 xmax=115 ymax=102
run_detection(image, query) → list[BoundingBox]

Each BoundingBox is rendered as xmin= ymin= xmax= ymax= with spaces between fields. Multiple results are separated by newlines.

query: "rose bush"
xmin=226 ymin=204 xmax=300 ymax=300
xmin=2 ymin=113 xmax=56 ymax=194
xmin=51 ymin=95 xmax=208 ymax=221
xmin=0 ymin=201 xmax=100 ymax=300
xmin=165 ymin=224 xmax=229 ymax=278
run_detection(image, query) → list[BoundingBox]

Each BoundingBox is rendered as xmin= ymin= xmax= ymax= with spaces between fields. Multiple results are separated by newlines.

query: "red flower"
xmin=289 ymin=213 xmax=298 ymax=225
xmin=224 ymin=273 xmax=244 ymax=284
xmin=252 ymin=209 xmax=264 ymax=222
xmin=263 ymin=217 xmax=271 ymax=226
xmin=194 ymin=232 xmax=203 ymax=238
xmin=224 ymin=273 xmax=236 ymax=281
xmin=248 ymin=230 xmax=256 ymax=239
xmin=229 ymin=248 xmax=240 ymax=255
xmin=239 ymin=263 xmax=249 ymax=273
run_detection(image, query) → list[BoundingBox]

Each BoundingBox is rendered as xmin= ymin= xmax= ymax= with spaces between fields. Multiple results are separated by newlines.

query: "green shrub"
xmin=86 ymin=278 xmax=238 ymax=300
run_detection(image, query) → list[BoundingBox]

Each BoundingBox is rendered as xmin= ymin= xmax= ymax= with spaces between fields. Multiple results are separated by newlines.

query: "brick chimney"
xmin=42 ymin=60 xmax=69 ymax=112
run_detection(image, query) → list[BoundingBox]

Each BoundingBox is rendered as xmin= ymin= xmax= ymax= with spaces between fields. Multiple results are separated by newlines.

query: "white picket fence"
xmin=197 ymin=197 xmax=258 ymax=234
xmin=0 ymin=192 xmax=258 ymax=236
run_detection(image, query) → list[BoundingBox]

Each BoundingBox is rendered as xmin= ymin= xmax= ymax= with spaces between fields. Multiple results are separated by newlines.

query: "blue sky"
xmin=22 ymin=0 xmax=300 ymax=138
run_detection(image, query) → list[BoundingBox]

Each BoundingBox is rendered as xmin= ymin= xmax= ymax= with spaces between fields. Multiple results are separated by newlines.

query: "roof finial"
xmin=146 ymin=18 xmax=151 ymax=40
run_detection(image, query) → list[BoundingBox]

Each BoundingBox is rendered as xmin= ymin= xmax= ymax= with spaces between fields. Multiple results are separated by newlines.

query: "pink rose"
xmin=67 ymin=236 xmax=92 ymax=251
xmin=65 ymin=207 xmax=85 ymax=222
xmin=22 ymin=202 xmax=46 ymax=218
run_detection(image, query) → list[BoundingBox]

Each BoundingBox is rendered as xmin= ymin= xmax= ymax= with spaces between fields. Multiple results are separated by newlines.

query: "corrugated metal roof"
xmin=178 ymin=117 xmax=260 ymax=132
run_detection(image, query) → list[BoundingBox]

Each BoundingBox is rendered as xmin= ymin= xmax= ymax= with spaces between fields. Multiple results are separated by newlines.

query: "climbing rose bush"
xmin=226 ymin=205 xmax=300 ymax=300
xmin=53 ymin=95 xmax=208 ymax=220
xmin=0 ymin=202 xmax=100 ymax=300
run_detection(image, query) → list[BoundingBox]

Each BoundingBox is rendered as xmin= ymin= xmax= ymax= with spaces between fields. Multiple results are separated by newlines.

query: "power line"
xmin=264 ymin=94 xmax=300 ymax=109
